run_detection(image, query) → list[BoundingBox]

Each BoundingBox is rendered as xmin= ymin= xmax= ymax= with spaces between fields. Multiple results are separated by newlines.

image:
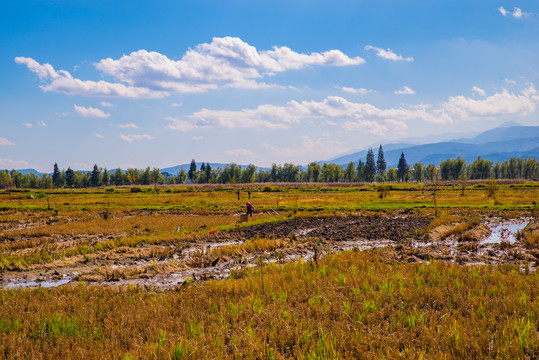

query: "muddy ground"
xmin=1 ymin=214 xmax=537 ymax=289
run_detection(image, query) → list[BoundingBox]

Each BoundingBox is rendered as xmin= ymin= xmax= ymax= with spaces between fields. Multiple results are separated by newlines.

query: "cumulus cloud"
xmin=118 ymin=123 xmax=139 ymax=129
xmin=442 ymin=85 xmax=538 ymax=120
xmin=167 ymin=84 xmax=538 ymax=130
xmin=167 ymin=96 xmax=456 ymax=134
xmin=498 ymin=6 xmax=530 ymax=18
xmin=394 ymin=86 xmax=415 ymax=95
xmin=471 ymin=86 xmax=486 ymax=97
xmin=119 ymin=134 xmax=155 ymax=142
xmin=15 ymin=56 xmax=168 ymax=99
xmin=337 ymin=86 xmax=377 ymax=94
xmin=16 ymin=37 xmax=364 ymax=98
xmin=364 ymin=45 xmax=413 ymax=62
xmin=74 ymin=105 xmax=110 ymax=118
xmin=0 ymin=138 xmax=15 ymax=146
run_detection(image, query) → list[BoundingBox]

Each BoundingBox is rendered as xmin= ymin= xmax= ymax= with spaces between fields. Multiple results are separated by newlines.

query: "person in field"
xmin=246 ymin=202 xmax=254 ymax=217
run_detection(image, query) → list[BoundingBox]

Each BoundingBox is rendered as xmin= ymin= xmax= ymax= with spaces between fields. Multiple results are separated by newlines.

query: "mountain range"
xmin=10 ymin=124 xmax=539 ymax=176
xmin=325 ymin=124 xmax=539 ymax=167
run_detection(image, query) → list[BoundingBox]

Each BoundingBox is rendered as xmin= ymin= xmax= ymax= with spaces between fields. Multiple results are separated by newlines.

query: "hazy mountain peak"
xmin=498 ymin=120 xmax=522 ymax=128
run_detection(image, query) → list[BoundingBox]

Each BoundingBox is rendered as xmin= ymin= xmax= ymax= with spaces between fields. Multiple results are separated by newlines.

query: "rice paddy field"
xmin=0 ymin=181 xmax=538 ymax=359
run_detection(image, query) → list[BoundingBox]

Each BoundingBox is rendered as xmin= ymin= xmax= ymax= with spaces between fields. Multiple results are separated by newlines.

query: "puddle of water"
xmin=7 ymin=277 xmax=71 ymax=289
xmin=182 ymin=240 xmax=244 ymax=258
xmin=295 ymin=228 xmax=316 ymax=236
xmin=482 ymin=220 xmax=529 ymax=244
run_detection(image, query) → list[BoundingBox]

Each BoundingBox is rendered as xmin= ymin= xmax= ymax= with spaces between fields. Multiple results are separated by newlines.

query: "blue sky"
xmin=1 ymin=1 xmax=538 ymax=172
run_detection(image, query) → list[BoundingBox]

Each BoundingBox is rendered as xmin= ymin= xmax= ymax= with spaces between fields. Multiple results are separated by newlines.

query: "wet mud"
xmin=1 ymin=214 xmax=537 ymax=290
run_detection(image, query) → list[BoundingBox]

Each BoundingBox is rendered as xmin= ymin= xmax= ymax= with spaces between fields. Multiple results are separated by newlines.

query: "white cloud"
xmin=118 ymin=123 xmax=139 ymax=129
xmin=192 ymin=136 xmax=204 ymax=141
xmin=442 ymin=85 xmax=539 ymax=121
xmin=15 ymin=37 xmax=365 ymax=98
xmin=74 ymin=105 xmax=110 ymax=118
xmin=394 ymin=86 xmax=415 ymax=95
xmin=0 ymin=158 xmax=30 ymax=169
xmin=24 ymin=120 xmax=47 ymax=128
xmin=471 ymin=86 xmax=486 ymax=97
xmin=167 ymin=84 xmax=538 ymax=130
xmin=167 ymin=96 xmax=443 ymax=134
xmin=100 ymin=101 xmax=114 ymax=107
xmin=364 ymin=45 xmax=413 ymax=62
xmin=96 ymin=36 xmax=364 ymax=92
xmin=15 ymin=56 xmax=167 ymax=99
xmin=0 ymin=138 xmax=15 ymax=146
xmin=337 ymin=86 xmax=377 ymax=94
xmin=14 ymin=57 xmax=58 ymax=80
xmin=498 ymin=6 xmax=530 ymax=19
xmin=93 ymin=132 xmax=105 ymax=139
xmin=171 ymin=102 xmax=183 ymax=107
xmin=119 ymin=134 xmax=155 ymax=142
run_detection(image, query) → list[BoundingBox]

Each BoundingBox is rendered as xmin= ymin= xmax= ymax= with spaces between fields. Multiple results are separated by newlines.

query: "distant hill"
xmin=160 ymin=163 xmax=269 ymax=175
xmin=15 ymin=169 xmax=41 ymax=175
xmin=454 ymin=125 xmax=539 ymax=144
xmin=326 ymin=125 xmax=539 ymax=167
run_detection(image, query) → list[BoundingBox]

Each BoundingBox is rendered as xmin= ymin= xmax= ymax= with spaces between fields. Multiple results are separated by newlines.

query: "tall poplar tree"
xmin=52 ymin=163 xmax=61 ymax=188
xmin=188 ymin=159 xmax=197 ymax=183
xmin=376 ymin=144 xmax=386 ymax=179
xmin=365 ymin=148 xmax=376 ymax=182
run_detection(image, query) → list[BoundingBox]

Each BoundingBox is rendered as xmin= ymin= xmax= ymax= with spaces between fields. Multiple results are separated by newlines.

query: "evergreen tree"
xmin=365 ymin=148 xmax=376 ymax=182
xmin=357 ymin=160 xmax=365 ymax=182
xmin=90 ymin=164 xmax=101 ymax=187
xmin=397 ymin=152 xmax=408 ymax=182
xmin=65 ymin=167 xmax=75 ymax=188
xmin=205 ymin=163 xmax=212 ymax=180
xmin=188 ymin=159 xmax=197 ymax=183
xmin=376 ymin=145 xmax=386 ymax=178
xmin=52 ymin=163 xmax=61 ymax=188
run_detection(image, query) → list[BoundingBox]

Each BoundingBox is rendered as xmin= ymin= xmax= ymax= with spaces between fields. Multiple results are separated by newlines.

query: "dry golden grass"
xmin=0 ymin=251 xmax=537 ymax=359
xmin=0 ymin=183 xmax=538 ymax=358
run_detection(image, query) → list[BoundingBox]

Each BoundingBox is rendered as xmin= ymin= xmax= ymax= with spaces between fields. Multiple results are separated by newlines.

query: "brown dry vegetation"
xmin=0 ymin=251 xmax=537 ymax=359
xmin=0 ymin=182 xmax=538 ymax=359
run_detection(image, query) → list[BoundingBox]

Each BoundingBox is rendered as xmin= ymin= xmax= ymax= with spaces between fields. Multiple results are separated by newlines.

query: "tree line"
xmin=0 ymin=148 xmax=537 ymax=189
